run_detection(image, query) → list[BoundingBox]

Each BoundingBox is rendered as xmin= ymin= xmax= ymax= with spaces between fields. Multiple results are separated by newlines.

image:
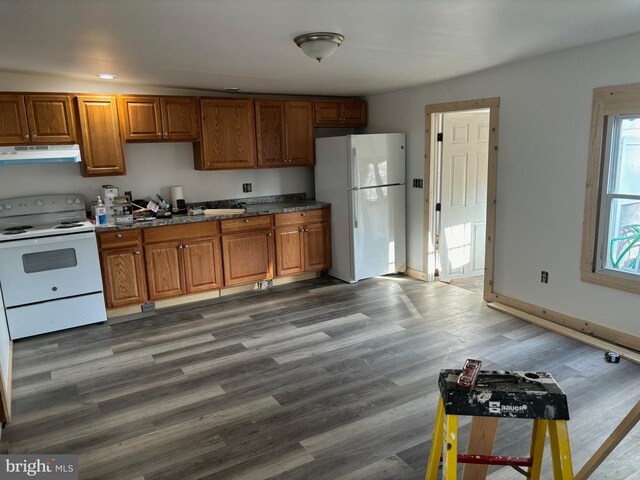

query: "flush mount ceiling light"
xmin=294 ymin=32 xmax=344 ymax=62
xmin=97 ymin=73 xmax=117 ymax=80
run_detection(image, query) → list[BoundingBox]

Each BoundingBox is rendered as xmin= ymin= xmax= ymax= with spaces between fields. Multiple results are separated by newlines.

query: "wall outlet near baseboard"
xmin=141 ymin=302 xmax=156 ymax=312
xmin=412 ymin=178 xmax=424 ymax=188
xmin=541 ymin=271 xmax=549 ymax=284
xmin=257 ymin=280 xmax=272 ymax=290
xmin=242 ymin=183 xmax=252 ymax=193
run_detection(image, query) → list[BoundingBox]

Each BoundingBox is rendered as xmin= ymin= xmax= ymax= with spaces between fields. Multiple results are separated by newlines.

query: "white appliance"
xmin=0 ymin=195 xmax=106 ymax=339
xmin=315 ymin=133 xmax=406 ymax=283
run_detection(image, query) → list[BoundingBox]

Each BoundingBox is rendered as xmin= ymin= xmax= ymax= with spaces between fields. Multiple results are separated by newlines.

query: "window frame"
xmin=581 ymin=83 xmax=640 ymax=293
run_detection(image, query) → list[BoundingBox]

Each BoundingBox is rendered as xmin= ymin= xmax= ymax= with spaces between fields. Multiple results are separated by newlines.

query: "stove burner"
xmin=2 ymin=230 xmax=26 ymax=235
xmin=4 ymin=225 xmax=33 ymax=231
xmin=55 ymin=223 xmax=83 ymax=229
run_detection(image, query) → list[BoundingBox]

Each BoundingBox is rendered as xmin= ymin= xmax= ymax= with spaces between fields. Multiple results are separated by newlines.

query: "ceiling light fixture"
xmin=97 ymin=73 xmax=117 ymax=80
xmin=294 ymin=32 xmax=344 ymax=63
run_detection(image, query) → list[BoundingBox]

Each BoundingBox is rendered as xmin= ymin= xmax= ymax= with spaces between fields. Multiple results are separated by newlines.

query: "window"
xmin=581 ymin=84 xmax=640 ymax=293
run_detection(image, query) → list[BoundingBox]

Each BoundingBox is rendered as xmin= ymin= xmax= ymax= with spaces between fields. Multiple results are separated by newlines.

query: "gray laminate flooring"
xmin=3 ymin=275 xmax=639 ymax=479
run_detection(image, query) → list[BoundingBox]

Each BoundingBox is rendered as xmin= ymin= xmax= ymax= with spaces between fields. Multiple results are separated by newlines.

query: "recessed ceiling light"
xmin=223 ymin=87 xmax=240 ymax=92
xmin=97 ymin=73 xmax=117 ymax=80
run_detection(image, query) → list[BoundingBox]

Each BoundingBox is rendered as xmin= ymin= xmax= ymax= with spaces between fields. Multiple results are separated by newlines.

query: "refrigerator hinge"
xmin=436 ymin=132 xmax=443 ymax=142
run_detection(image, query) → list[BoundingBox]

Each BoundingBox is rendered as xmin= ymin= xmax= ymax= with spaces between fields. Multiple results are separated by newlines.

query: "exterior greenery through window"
xmin=581 ymin=83 xmax=640 ymax=293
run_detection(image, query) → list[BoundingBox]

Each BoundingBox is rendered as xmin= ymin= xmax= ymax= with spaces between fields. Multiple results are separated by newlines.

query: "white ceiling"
xmin=1 ymin=0 xmax=640 ymax=97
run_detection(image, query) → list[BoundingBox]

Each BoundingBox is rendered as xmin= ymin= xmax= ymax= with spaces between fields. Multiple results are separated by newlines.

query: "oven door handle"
xmin=0 ymin=231 xmax=96 ymax=249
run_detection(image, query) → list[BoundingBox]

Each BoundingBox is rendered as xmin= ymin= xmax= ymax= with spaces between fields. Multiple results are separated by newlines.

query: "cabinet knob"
xmin=206 ymin=162 xmax=211 ymax=166
xmin=117 ymin=233 xmax=122 ymax=238
xmin=184 ymin=244 xmax=190 ymax=248
xmin=24 ymin=134 xmax=29 ymax=140
xmin=163 ymin=132 xmax=168 ymax=138
xmin=134 ymin=251 xmax=140 ymax=255
xmin=301 ymin=213 xmax=306 ymax=216
xmin=178 ymin=245 xmax=184 ymax=249
xmin=157 ymin=132 xmax=162 ymax=137
xmin=244 ymin=219 xmax=249 ymax=223
xmin=268 ymin=233 xmax=272 ymax=237
xmin=32 ymin=132 xmax=37 ymax=138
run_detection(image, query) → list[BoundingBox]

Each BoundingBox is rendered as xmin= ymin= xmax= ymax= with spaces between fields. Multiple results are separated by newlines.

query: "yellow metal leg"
xmin=548 ymin=420 xmax=574 ymax=480
xmin=442 ymin=413 xmax=459 ymax=480
xmin=425 ymin=396 xmax=445 ymax=480
xmin=528 ymin=419 xmax=547 ymax=480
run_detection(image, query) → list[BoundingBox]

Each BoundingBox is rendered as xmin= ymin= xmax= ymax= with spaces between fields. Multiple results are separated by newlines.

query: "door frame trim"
xmin=423 ymin=97 xmax=500 ymax=299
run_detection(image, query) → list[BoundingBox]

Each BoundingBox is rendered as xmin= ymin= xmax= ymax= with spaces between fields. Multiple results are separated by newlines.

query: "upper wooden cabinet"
xmin=256 ymin=100 xmax=314 ymax=167
xmin=75 ymin=95 xmax=126 ymax=177
xmin=0 ymin=94 xmax=76 ymax=145
xmin=119 ymin=95 xmax=200 ymax=142
xmin=194 ymin=98 xmax=257 ymax=170
xmin=313 ymin=100 xmax=367 ymax=127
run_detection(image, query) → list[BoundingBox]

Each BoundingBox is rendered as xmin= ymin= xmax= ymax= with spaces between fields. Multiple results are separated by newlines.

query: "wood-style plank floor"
xmin=3 ymin=275 xmax=639 ymax=479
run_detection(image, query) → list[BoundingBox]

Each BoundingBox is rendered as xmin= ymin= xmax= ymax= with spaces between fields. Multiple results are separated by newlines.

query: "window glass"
xmin=22 ymin=248 xmax=77 ymax=273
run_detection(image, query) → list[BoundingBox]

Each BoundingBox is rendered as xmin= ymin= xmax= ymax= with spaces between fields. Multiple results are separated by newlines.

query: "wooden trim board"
xmin=404 ymin=268 xmax=427 ymax=281
xmin=488 ymin=302 xmax=640 ymax=364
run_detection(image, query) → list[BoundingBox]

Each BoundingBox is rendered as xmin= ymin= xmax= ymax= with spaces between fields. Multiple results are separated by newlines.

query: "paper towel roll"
xmin=170 ymin=186 xmax=184 ymax=208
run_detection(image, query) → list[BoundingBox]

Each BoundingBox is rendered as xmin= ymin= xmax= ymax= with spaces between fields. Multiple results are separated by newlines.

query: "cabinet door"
xmin=145 ymin=241 xmax=184 ymax=300
xmin=285 ymin=101 xmax=314 ymax=166
xmin=341 ymin=101 xmax=367 ymax=126
xmin=101 ymin=247 xmax=147 ymax=307
xmin=161 ymin=97 xmax=200 ymax=141
xmin=222 ymin=231 xmax=274 ymax=286
xmin=313 ymin=101 xmax=341 ymax=126
xmin=256 ymin=100 xmax=286 ymax=167
xmin=119 ymin=96 xmax=163 ymax=141
xmin=0 ymin=95 xmax=30 ymax=145
xmin=198 ymin=99 xmax=256 ymax=169
xmin=304 ymin=222 xmax=332 ymax=271
xmin=183 ymin=237 xmax=223 ymax=293
xmin=25 ymin=95 xmax=76 ymax=144
xmin=275 ymin=226 xmax=304 ymax=276
xmin=76 ymin=96 xmax=126 ymax=176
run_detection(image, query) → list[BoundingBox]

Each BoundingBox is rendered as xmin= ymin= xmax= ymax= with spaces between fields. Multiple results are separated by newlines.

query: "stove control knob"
xmin=74 ymin=198 xmax=82 ymax=204
xmin=35 ymin=200 xmax=44 ymax=207
xmin=4 ymin=203 xmax=12 ymax=210
xmin=66 ymin=198 xmax=74 ymax=205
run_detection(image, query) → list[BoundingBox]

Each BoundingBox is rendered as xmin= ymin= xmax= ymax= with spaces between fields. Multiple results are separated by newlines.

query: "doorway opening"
xmin=423 ymin=98 xmax=500 ymax=299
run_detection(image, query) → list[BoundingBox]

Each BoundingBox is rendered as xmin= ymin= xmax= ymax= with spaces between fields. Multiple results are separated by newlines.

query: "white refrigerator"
xmin=315 ymin=133 xmax=406 ymax=283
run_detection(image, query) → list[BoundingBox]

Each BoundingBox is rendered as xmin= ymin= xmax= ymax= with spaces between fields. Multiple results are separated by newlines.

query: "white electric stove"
xmin=0 ymin=194 xmax=106 ymax=339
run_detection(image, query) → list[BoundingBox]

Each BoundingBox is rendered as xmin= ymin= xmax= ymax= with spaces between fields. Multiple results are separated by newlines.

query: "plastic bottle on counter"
xmin=96 ymin=196 xmax=108 ymax=225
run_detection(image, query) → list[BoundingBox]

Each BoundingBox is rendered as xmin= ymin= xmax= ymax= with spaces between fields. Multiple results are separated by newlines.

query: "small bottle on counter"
xmin=96 ymin=196 xmax=108 ymax=225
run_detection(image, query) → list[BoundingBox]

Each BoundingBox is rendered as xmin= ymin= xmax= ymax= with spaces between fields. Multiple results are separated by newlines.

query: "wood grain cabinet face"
xmin=182 ymin=238 xmax=223 ymax=293
xmin=0 ymin=94 xmax=75 ymax=145
xmin=195 ymin=99 xmax=257 ymax=170
xmin=145 ymin=241 xmax=184 ymax=300
xmin=76 ymin=95 xmax=126 ymax=176
xmin=119 ymin=96 xmax=163 ymax=141
xmin=313 ymin=100 xmax=367 ymax=127
xmin=256 ymin=100 xmax=313 ymax=167
xmin=98 ymin=230 xmax=147 ymax=308
xmin=222 ymin=231 xmax=274 ymax=286
xmin=275 ymin=226 xmax=304 ymax=276
xmin=303 ymin=221 xmax=332 ymax=271
xmin=120 ymin=96 xmax=200 ymax=142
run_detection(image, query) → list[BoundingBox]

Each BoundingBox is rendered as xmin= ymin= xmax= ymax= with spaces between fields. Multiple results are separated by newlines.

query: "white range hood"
xmin=0 ymin=145 xmax=82 ymax=165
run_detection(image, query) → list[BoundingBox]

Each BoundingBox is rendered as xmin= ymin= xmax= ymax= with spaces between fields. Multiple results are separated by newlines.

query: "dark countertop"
xmin=95 ymin=200 xmax=331 ymax=232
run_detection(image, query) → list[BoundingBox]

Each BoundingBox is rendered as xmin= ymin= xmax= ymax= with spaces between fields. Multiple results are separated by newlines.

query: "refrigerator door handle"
xmin=351 ymin=147 xmax=361 ymax=189
xmin=352 ymin=189 xmax=359 ymax=229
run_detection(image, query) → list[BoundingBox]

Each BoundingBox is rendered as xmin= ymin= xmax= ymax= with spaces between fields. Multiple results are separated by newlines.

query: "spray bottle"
xmin=96 ymin=196 xmax=107 ymax=225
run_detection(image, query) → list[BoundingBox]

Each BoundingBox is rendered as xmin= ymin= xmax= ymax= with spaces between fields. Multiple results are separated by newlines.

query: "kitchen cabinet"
xmin=119 ymin=95 xmax=200 ymax=142
xmin=256 ymin=100 xmax=314 ymax=167
xmin=221 ymin=216 xmax=274 ymax=286
xmin=313 ymin=100 xmax=367 ymax=127
xmin=274 ymin=209 xmax=331 ymax=276
xmin=194 ymin=98 xmax=257 ymax=170
xmin=0 ymin=94 xmax=76 ymax=145
xmin=98 ymin=230 xmax=148 ymax=308
xmin=143 ymin=222 xmax=222 ymax=300
xmin=75 ymin=95 xmax=126 ymax=176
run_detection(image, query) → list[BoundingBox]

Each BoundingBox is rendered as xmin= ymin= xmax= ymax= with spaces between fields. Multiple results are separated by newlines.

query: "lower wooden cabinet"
xmin=222 ymin=230 xmax=274 ymax=286
xmin=144 ymin=223 xmax=223 ymax=301
xmin=274 ymin=209 xmax=331 ymax=277
xmin=98 ymin=230 xmax=147 ymax=308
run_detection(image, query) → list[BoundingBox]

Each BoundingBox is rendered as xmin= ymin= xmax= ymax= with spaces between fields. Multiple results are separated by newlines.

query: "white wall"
xmin=366 ymin=32 xmax=640 ymax=337
xmin=0 ymin=72 xmax=315 ymax=203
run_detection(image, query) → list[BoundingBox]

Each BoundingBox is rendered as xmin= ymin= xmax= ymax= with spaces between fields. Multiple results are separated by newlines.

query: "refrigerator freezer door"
xmin=351 ymin=184 xmax=406 ymax=281
xmin=350 ymin=134 xmax=405 ymax=189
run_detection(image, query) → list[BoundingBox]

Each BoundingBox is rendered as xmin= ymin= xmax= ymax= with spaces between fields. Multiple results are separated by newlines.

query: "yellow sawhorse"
xmin=425 ymin=369 xmax=574 ymax=480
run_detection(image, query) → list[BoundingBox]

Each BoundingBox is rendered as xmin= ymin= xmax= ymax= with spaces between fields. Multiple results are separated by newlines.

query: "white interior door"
xmin=439 ymin=111 xmax=489 ymax=280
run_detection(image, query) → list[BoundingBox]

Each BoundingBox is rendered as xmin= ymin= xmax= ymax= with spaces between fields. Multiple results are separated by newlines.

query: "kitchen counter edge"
xmin=94 ymin=201 xmax=331 ymax=232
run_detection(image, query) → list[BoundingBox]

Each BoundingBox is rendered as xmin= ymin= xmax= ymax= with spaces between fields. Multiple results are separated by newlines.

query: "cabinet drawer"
xmin=98 ymin=229 xmax=141 ymax=249
xmin=274 ymin=209 xmax=330 ymax=227
xmin=220 ymin=215 xmax=272 ymax=234
xmin=143 ymin=221 xmax=219 ymax=244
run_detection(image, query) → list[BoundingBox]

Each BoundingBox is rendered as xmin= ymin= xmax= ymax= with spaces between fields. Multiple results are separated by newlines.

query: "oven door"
xmin=0 ymin=232 xmax=103 ymax=307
